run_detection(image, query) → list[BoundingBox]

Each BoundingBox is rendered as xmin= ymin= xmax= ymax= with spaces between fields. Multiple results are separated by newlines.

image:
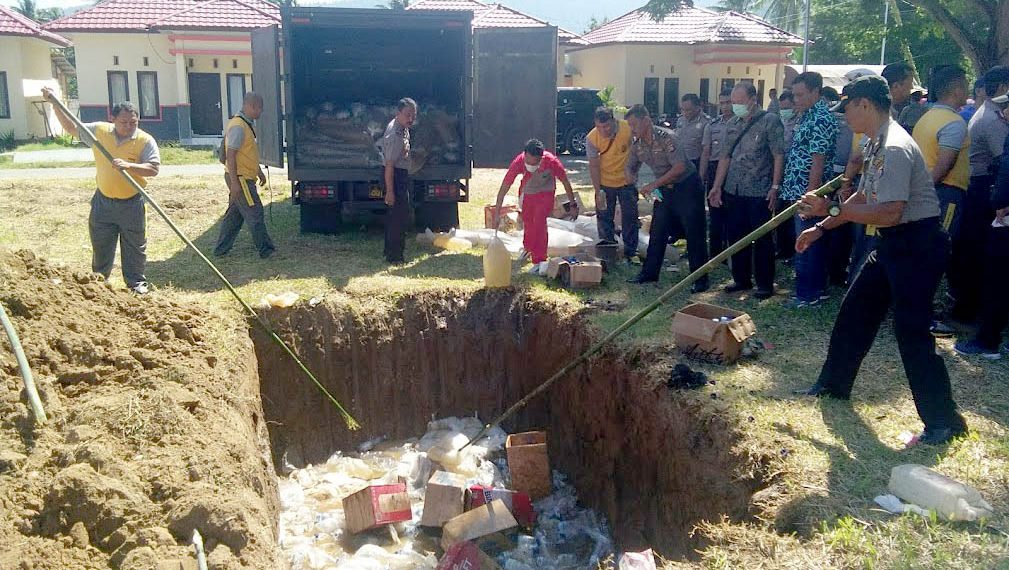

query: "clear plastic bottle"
xmin=888 ymin=464 xmax=994 ymax=521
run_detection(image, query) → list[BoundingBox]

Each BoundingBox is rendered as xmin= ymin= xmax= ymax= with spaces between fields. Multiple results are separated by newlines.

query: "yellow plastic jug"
xmin=483 ymin=236 xmax=512 ymax=287
xmin=433 ymin=234 xmax=473 ymax=251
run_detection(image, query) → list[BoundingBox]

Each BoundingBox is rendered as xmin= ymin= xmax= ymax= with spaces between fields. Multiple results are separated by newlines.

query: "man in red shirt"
xmin=494 ymin=139 xmax=578 ymax=273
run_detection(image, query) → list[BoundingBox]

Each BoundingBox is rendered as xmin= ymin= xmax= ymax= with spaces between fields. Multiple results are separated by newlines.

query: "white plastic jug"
xmin=888 ymin=464 xmax=994 ymax=521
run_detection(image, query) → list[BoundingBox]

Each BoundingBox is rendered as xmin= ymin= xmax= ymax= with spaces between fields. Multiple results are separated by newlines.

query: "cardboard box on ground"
xmin=505 ymin=431 xmax=551 ymax=500
xmin=545 ymin=253 xmax=604 ymax=288
xmin=421 ymin=471 xmax=469 ymax=527
xmin=342 ymin=480 xmax=413 ymax=534
xmin=672 ymin=303 xmax=756 ymax=365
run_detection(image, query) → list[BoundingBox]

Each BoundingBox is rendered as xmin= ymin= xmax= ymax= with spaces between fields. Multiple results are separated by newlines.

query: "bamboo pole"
xmin=0 ymin=302 xmax=46 ymax=425
xmin=462 ymin=175 xmax=846 ymax=449
xmin=45 ymin=94 xmax=360 ymax=430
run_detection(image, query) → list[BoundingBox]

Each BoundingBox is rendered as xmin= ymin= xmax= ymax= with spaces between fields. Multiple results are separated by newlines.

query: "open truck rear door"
xmin=251 ymin=24 xmax=284 ymax=168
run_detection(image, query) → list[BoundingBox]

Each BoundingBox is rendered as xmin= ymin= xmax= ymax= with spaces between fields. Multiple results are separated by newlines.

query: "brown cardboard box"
xmin=506 ymin=431 xmax=551 ymax=500
xmin=484 ymin=204 xmax=519 ymax=231
xmin=342 ymin=481 xmax=413 ymax=534
xmin=441 ymin=499 xmax=518 ymax=550
xmin=550 ymin=193 xmax=585 ymax=219
xmin=466 ymin=486 xmax=536 ymax=526
xmin=546 ymin=254 xmax=604 ymax=288
xmin=421 ymin=471 xmax=468 ymax=527
xmin=671 ymin=302 xmax=756 ymax=365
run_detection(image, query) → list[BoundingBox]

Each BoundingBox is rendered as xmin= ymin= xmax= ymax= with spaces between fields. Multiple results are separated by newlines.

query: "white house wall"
xmin=0 ymin=36 xmax=63 ymax=140
xmin=69 ymin=31 xmax=253 ymax=141
xmin=571 ymin=43 xmax=786 ymax=115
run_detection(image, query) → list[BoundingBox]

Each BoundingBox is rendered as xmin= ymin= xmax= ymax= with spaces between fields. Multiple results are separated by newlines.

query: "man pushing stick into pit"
xmin=42 ymin=87 xmax=160 ymax=295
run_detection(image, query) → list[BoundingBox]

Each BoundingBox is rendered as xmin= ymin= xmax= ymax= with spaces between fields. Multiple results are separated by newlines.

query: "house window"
xmin=113 ymin=55 xmax=119 ymax=66
xmin=0 ymin=72 xmax=10 ymax=119
xmin=720 ymin=78 xmax=735 ymax=93
xmin=226 ymin=74 xmax=247 ymax=117
xmin=143 ymin=56 xmax=149 ymax=66
xmin=643 ymin=77 xmax=659 ymax=117
xmin=107 ymin=70 xmax=129 ymax=111
xmin=137 ymin=71 xmax=160 ymax=119
xmin=699 ymin=78 xmax=710 ymax=104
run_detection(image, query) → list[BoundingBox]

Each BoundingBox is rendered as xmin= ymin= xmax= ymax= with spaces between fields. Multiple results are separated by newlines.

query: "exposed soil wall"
xmin=254 ymin=291 xmax=770 ymax=558
xmin=0 ymin=250 xmax=280 ymax=570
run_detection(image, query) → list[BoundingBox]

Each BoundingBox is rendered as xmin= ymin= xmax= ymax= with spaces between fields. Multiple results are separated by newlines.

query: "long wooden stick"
xmin=462 ymin=175 xmax=845 ymax=449
xmin=0 ymin=302 xmax=46 ymax=425
xmin=45 ymin=94 xmax=360 ymax=430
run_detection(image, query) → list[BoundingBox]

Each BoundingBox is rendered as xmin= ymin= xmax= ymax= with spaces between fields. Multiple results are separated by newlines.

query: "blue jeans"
xmin=595 ymin=184 xmax=639 ymax=257
xmin=794 ymin=214 xmax=827 ymax=301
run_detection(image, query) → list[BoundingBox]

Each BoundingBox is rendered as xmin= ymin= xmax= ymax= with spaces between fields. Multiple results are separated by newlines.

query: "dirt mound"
xmin=0 ymin=250 xmax=278 ymax=569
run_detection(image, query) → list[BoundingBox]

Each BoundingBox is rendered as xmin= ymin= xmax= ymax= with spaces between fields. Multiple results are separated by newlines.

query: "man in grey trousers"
xmin=43 ymin=87 xmax=160 ymax=294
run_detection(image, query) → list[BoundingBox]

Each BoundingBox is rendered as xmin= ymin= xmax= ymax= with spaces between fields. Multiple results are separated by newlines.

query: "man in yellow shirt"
xmin=43 ymin=88 xmax=160 ymax=294
xmin=586 ymin=106 xmax=637 ymax=259
xmin=214 ymin=92 xmax=275 ymax=259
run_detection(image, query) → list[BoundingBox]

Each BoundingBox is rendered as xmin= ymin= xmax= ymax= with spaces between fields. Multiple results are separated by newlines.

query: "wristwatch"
xmin=827 ymin=201 xmax=842 ymax=217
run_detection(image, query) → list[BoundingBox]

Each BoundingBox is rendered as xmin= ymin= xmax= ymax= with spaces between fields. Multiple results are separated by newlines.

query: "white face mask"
xmin=779 ymin=109 xmax=795 ymax=120
xmin=525 ymin=162 xmax=538 ymax=173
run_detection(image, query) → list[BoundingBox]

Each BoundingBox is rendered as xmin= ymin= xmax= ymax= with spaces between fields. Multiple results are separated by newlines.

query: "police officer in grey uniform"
xmin=382 ymin=98 xmax=417 ymax=263
xmin=794 ymin=76 xmax=967 ymax=446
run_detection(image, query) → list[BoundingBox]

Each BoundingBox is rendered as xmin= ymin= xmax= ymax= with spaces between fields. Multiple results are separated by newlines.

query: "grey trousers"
xmin=89 ymin=190 xmax=147 ymax=288
xmin=215 ymin=176 xmax=274 ymax=257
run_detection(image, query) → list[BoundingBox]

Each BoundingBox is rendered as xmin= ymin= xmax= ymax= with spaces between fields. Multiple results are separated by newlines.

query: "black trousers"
xmin=826 ymin=222 xmax=854 ymax=286
xmin=215 ymin=177 xmax=274 ymax=257
xmin=705 ymin=161 xmax=728 ymax=257
xmin=724 ymin=192 xmax=775 ymax=290
xmin=384 ymin=168 xmax=411 ymax=262
xmin=595 ymin=184 xmax=640 ymax=257
xmin=774 ymin=198 xmax=796 ymax=259
xmin=975 ymin=227 xmax=1009 ymax=349
xmin=817 ymin=218 xmax=963 ymax=431
xmin=949 ymin=174 xmax=994 ymax=321
xmin=641 ymin=173 xmax=709 ymax=282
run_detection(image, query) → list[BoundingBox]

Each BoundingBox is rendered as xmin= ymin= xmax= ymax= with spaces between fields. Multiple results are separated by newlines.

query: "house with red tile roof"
xmin=0 ymin=5 xmax=72 ymax=140
xmin=568 ymin=5 xmax=803 ymax=117
xmin=44 ymin=0 xmax=280 ymax=141
xmin=407 ymin=0 xmax=588 ymax=86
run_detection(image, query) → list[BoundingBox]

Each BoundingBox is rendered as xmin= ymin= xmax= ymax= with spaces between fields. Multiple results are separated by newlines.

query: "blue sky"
xmin=4 ymin=0 xmax=720 ymax=36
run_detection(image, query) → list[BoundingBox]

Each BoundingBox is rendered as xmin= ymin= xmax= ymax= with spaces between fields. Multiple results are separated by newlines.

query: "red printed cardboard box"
xmin=342 ymin=481 xmax=412 ymax=534
xmin=466 ymin=485 xmax=536 ymax=527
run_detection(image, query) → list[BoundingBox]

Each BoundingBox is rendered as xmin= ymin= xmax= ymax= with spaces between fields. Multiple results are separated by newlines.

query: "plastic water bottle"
xmin=651 ymin=188 xmax=663 ymax=202
xmin=888 ymin=464 xmax=994 ymax=521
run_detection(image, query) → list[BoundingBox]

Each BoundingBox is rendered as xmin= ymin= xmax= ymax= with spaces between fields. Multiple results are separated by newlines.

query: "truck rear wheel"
xmin=414 ymin=202 xmax=459 ymax=232
xmin=299 ymin=203 xmax=343 ymax=234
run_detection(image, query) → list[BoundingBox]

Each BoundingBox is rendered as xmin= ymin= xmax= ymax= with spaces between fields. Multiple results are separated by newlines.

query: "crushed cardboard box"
xmin=545 ymin=253 xmax=604 ymax=288
xmin=342 ymin=480 xmax=413 ymax=534
xmin=671 ymin=302 xmax=756 ymax=365
xmin=437 ymin=542 xmax=503 ymax=570
xmin=441 ymin=499 xmax=518 ymax=550
xmin=484 ymin=204 xmax=520 ymax=232
xmin=466 ymin=486 xmax=536 ymax=527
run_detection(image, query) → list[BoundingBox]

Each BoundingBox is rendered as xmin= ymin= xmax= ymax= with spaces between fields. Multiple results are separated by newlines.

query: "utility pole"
xmin=880 ymin=1 xmax=889 ymax=65
xmin=802 ymin=0 xmax=811 ymax=70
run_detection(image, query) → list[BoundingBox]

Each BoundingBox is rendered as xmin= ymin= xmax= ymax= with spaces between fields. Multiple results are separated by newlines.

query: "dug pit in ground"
xmin=254 ymin=291 xmax=773 ymax=559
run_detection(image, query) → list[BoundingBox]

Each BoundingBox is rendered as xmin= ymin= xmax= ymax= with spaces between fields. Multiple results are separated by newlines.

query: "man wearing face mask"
xmin=783 ymin=72 xmax=838 ymax=308
xmin=625 ymin=104 xmax=709 ymax=291
xmin=494 ymin=139 xmax=578 ymax=275
xmin=778 ymin=90 xmax=797 ymax=149
xmin=700 ymin=89 xmax=734 ymax=257
xmin=708 ymin=82 xmax=786 ymax=299
xmin=794 ymin=75 xmax=967 ymax=446
xmin=587 ymin=106 xmax=637 ymax=260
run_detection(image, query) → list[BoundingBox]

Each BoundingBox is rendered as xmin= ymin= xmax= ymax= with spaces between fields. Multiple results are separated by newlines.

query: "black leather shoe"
xmin=916 ymin=425 xmax=968 ymax=445
xmin=691 ymin=281 xmax=710 ymax=294
xmin=724 ymin=282 xmax=752 ymax=293
xmin=754 ymin=288 xmax=775 ymax=299
xmin=627 ymin=274 xmax=657 ymax=284
xmin=793 ymin=382 xmax=848 ymax=399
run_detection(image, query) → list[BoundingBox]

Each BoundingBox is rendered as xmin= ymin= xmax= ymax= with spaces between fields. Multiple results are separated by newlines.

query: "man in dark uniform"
xmin=382 ymin=98 xmax=417 ymax=264
xmin=794 ymin=76 xmax=967 ymax=446
xmin=625 ymin=104 xmax=709 ymax=291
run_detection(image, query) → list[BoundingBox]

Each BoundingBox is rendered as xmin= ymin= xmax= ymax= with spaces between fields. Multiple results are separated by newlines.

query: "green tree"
xmin=14 ymin=0 xmax=61 ymax=22
xmin=646 ymin=0 xmax=1008 ymax=70
xmin=584 ymin=16 xmax=610 ymax=33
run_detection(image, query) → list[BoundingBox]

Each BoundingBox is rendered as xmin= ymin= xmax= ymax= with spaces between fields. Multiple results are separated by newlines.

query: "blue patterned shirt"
xmin=781 ymin=99 xmax=838 ymax=201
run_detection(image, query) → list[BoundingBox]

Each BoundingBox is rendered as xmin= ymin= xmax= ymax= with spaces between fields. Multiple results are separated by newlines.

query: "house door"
xmin=188 ymin=73 xmax=223 ymax=136
xmin=663 ymin=78 xmax=680 ymax=117
xmin=644 ymin=77 xmax=659 ymax=117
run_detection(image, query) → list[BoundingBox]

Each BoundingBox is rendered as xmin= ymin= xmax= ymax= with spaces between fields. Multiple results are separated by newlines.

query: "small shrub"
xmin=0 ymin=130 xmax=15 ymax=152
xmin=54 ymin=133 xmax=77 ymax=147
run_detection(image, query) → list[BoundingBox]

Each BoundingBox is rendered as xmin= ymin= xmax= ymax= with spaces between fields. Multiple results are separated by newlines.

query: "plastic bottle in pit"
xmin=888 ymin=464 xmax=994 ymax=521
xmin=483 ymin=236 xmax=512 ymax=288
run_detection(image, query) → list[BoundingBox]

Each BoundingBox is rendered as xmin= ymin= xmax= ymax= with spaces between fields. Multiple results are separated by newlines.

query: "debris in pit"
xmin=278 ymin=417 xmax=614 ymax=569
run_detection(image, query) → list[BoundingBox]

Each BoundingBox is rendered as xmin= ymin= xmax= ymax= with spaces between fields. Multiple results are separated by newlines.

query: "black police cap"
xmin=830 ymin=75 xmax=892 ymax=113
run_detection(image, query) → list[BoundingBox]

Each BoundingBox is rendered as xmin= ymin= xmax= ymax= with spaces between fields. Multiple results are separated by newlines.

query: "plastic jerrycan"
xmin=888 ymin=464 xmax=995 ymax=521
xmin=483 ymin=235 xmax=512 ymax=287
